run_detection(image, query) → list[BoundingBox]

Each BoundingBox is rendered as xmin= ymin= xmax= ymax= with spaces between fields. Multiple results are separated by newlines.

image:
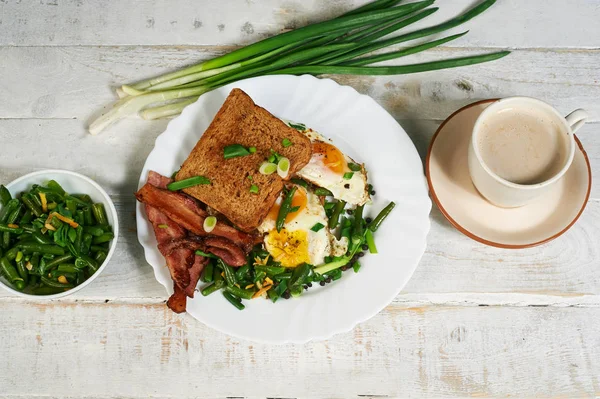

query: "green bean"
xmin=34 ymin=186 xmax=64 ymax=202
xmin=31 ymin=286 xmax=67 ymax=295
xmin=0 ymin=257 xmax=24 ymax=289
xmin=0 ymin=185 xmax=11 ymax=206
xmin=220 ymin=260 xmax=237 ymax=286
xmin=75 ymin=255 xmax=99 ymax=272
xmin=83 ymin=226 xmax=104 ymax=237
xmin=29 ymin=192 xmax=43 ymax=208
xmin=57 ymin=264 xmax=79 ymax=273
xmin=328 ymin=200 xmax=346 ymax=229
xmin=16 ymin=258 xmax=29 ymax=284
xmin=226 ymin=285 xmax=255 ymax=300
xmin=254 ymin=265 xmax=286 ymax=276
xmin=289 ymin=262 xmax=311 ymax=291
xmin=5 ymin=247 xmax=18 ymax=261
xmin=19 ymin=242 xmax=64 ymax=255
xmin=0 ymin=199 xmax=19 ymax=223
xmin=90 ymin=245 xmax=106 ymax=253
xmin=234 ymin=264 xmax=250 ymax=280
xmin=253 ymin=270 xmax=266 ymax=283
xmin=81 ymin=233 xmax=93 ymax=255
xmin=30 ymin=253 xmax=40 ymax=275
xmin=92 ymin=233 xmax=113 ymax=245
xmin=351 ymin=204 xmax=365 ymax=244
xmin=353 ymin=261 xmax=361 ymax=273
xmin=202 ymin=261 xmax=214 ymax=283
xmin=1 ymin=233 xmax=10 ymax=249
xmin=365 ymin=229 xmax=377 ymax=254
xmin=21 ymin=194 xmax=42 ymax=217
xmin=276 ymin=186 xmax=297 ymax=232
xmin=46 ymin=180 xmax=66 ymax=195
xmin=64 ymin=195 xmax=88 ymax=208
xmin=65 ymin=199 xmax=77 ymax=213
xmin=48 ymin=217 xmax=62 ymax=230
xmin=19 ymin=210 xmax=33 ymax=225
xmin=201 ymin=279 xmax=224 ymax=296
xmin=73 ymin=194 xmax=92 ymax=203
xmin=73 ymin=226 xmax=83 ymax=257
xmin=94 ymin=250 xmax=107 ymax=265
xmin=0 ymin=223 xmax=23 ymax=234
xmin=76 ymin=270 xmax=84 ymax=285
xmin=32 ymin=230 xmax=53 ymax=245
xmin=83 ymin=207 xmax=93 ymax=225
xmin=214 ymin=267 xmax=224 ymax=283
xmin=75 ymin=210 xmax=85 ymax=226
xmin=274 ymin=272 xmax=292 ymax=280
xmin=222 ymin=291 xmax=245 ymax=310
xmin=40 ymin=276 xmax=73 ymax=288
xmin=50 ymin=270 xmax=76 ymax=280
xmin=368 ymin=201 xmax=396 ymax=232
xmin=91 ymin=203 xmax=108 ymax=226
xmin=21 ymin=225 xmax=35 ymax=234
xmin=7 ymin=203 xmax=23 ymax=224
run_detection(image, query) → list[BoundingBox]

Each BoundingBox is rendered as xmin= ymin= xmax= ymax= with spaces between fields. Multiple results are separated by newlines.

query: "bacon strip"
xmin=147 ymin=170 xmax=173 ymax=190
xmin=145 ymin=205 xmax=186 ymax=244
xmin=186 ymin=255 xmax=208 ymax=298
xmin=205 ymin=237 xmax=247 ymax=267
xmin=167 ymin=283 xmax=187 ymax=314
xmin=136 ymin=182 xmax=257 ymax=250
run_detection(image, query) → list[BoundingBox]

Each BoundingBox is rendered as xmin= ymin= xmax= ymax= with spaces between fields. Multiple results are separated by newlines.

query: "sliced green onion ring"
xmin=277 ymin=157 xmax=291 ymax=179
xmin=203 ymin=216 xmax=217 ymax=233
xmin=259 ymin=162 xmax=277 ymax=175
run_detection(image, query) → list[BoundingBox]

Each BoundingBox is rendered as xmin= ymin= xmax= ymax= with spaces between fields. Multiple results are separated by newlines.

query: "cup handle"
xmin=565 ymin=109 xmax=588 ymax=133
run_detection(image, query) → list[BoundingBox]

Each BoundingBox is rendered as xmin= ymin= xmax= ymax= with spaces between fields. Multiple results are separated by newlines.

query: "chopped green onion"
xmin=203 ymin=216 xmax=217 ymax=233
xmin=268 ymin=149 xmax=282 ymax=164
xmin=343 ymin=172 xmax=354 ymax=180
xmin=247 ymin=175 xmax=253 ymax=180
xmin=311 ymin=223 xmax=325 ymax=232
xmin=288 ymin=122 xmax=306 ymax=131
xmin=223 ymin=144 xmax=251 ymax=159
xmin=348 ymin=163 xmax=362 ymax=172
xmin=353 ymin=261 xmax=361 ymax=273
xmin=167 ymin=176 xmax=210 ymax=191
xmin=248 ymin=146 xmax=257 ymax=154
xmin=249 ymin=184 xmax=259 ymax=194
xmin=158 ymin=224 xmax=169 ymax=229
xmin=259 ymin=162 xmax=277 ymax=175
xmin=282 ymin=138 xmax=293 ymax=148
xmin=277 ymin=157 xmax=291 ymax=179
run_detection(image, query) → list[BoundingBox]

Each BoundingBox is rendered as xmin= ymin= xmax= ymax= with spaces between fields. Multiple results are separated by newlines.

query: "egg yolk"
xmin=266 ymin=187 xmax=307 ymax=224
xmin=264 ymin=228 xmax=310 ymax=267
xmin=312 ymin=142 xmax=347 ymax=174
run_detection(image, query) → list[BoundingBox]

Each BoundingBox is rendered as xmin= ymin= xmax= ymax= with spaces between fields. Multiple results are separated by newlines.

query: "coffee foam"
xmin=477 ymin=106 xmax=569 ymax=185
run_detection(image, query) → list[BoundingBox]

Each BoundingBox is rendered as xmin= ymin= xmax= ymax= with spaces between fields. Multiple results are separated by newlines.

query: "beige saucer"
xmin=426 ymin=99 xmax=592 ymax=248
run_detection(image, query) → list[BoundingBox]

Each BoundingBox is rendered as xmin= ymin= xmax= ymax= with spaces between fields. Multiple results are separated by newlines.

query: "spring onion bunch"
xmin=89 ymin=0 xmax=508 ymax=135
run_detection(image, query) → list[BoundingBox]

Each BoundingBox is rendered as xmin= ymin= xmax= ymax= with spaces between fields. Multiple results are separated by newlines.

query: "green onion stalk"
xmin=89 ymin=0 xmax=508 ymax=135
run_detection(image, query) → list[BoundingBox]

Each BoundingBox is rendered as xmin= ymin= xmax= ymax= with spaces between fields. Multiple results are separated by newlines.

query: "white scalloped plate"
xmin=137 ymin=75 xmax=431 ymax=343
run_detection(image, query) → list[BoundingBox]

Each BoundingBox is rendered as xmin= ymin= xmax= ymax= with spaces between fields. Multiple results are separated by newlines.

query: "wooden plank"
xmin=0 ymin=46 xmax=599 ymax=122
xmin=1 ymin=0 xmax=599 ymax=48
xmin=0 ymin=301 xmax=598 ymax=398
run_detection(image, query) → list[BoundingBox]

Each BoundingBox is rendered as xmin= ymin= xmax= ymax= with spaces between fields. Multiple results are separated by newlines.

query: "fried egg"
xmin=296 ymin=129 xmax=370 ymax=206
xmin=258 ymin=185 xmax=345 ymax=267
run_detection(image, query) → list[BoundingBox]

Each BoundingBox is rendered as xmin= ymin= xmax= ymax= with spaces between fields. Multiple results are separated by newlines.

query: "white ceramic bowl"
xmin=0 ymin=170 xmax=119 ymax=298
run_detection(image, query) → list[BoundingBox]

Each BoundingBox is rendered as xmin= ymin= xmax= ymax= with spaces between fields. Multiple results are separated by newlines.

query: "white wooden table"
xmin=1 ymin=1 xmax=599 ymax=397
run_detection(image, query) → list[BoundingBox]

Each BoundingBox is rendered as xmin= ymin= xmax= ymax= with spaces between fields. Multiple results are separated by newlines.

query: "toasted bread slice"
xmin=176 ymin=88 xmax=312 ymax=232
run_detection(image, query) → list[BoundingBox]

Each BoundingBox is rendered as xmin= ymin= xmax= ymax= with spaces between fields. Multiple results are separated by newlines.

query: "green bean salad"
xmin=0 ymin=181 xmax=113 ymax=295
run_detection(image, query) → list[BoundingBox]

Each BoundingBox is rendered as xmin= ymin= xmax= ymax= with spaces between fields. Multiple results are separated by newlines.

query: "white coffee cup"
xmin=468 ymin=97 xmax=588 ymax=208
